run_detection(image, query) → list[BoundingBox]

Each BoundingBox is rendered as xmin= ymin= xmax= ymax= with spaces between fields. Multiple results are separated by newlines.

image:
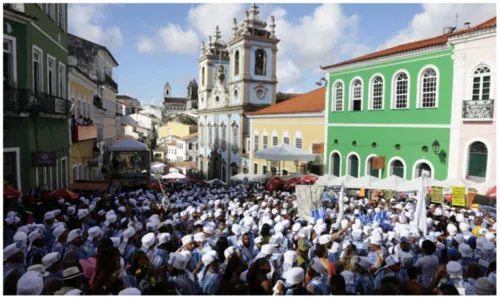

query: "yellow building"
xmin=247 ymin=87 xmax=326 ymax=175
xmin=158 ymin=121 xmax=196 ymax=143
xmin=68 ymin=66 xmax=98 ymax=183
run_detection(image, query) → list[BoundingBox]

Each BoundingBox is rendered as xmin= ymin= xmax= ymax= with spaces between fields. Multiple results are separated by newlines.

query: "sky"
xmin=68 ymin=2 xmax=496 ymax=107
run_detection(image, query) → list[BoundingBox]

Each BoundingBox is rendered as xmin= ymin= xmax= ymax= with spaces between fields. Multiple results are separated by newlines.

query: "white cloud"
xmin=137 ymin=36 xmax=155 ymax=54
xmin=136 ymin=24 xmax=199 ymax=55
xmin=285 ymin=87 xmax=301 ymax=94
xmin=68 ymin=4 xmax=123 ymax=50
xmin=187 ymin=3 xmax=246 ymax=41
xmin=378 ymin=3 xmax=496 ymax=50
xmin=277 ymin=60 xmax=302 ymax=86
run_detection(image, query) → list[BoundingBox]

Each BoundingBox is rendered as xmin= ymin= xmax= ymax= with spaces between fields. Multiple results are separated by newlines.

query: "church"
xmin=197 ymin=3 xmax=279 ymax=181
xmin=162 ymin=79 xmax=198 ymax=117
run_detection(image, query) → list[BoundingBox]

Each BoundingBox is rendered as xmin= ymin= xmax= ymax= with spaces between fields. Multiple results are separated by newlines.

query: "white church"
xmin=197 ymin=3 xmax=279 ymax=181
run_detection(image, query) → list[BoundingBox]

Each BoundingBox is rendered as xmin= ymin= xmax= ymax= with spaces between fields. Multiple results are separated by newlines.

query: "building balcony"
xmin=74 ymin=125 xmax=97 ymax=142
xmin=4 ymin=87 xmax=70 ymax=117
xmin=93 ymin=95 xmax=103 ymax=109
xmin=105 ymin=74 xmax=118 ymax=92
xmin=38 ymin=92 xmax=70 ymax=116
xmin=462 ymin=99 xmax=494 ymax=121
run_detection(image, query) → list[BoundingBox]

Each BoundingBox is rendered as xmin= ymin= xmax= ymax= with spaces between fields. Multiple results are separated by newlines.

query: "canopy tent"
xmin=44 ymin=189 xmax=79 ymax=199
xmin=169 ymin=168 xmax=180 ymax=173
xmin=316 ymin=174 xmax=338 ymax=186
xmin=249 ymin=174 xmax=267 ymax=183
xmin=486 ymin=186 xmax=496 ymax=198
xmin=472 ymin=180 xmax=496 ymax=194
xmin=4 ymin=186 xmax=22 ymax=198
xmin=162 ymin=172 xmax=186 ymax=180
xmin=230 ymin=173 xmax=248 ymax=181
xmin=109 ymin=138 xmax=149 ymax=152
xmin=207 ymin=179 xmax=227 ymax=186
xmin=282 ymin=172 xmax=304 ymax=182
xmin=345 ymin=175 xmax=380 ymax=189
xmin=253 ymin=143 xmax=316 ymax=161
xmin=325 ymin=175 xmax=356 ymax=186
xmin=397 ymin=176 xmax=441 ymax=192
xmin=151 ymin=162 xmax=166 ymax=173
xmin=434 ymin=177 xmax=475 ymax=188
xmin=371 ymin=175 xmax=408 ymax=191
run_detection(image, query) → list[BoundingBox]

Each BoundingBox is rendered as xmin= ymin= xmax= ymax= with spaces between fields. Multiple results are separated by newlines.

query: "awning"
xmin=68 ymin=180 xmax=111 ymax=191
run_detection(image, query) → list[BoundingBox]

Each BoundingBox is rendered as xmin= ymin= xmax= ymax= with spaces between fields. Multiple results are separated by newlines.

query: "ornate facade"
xmin=197 ymin=3 xmax=279 ymax=181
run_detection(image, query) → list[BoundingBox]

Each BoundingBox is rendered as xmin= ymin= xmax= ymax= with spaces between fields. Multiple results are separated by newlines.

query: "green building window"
xmin=467 ymin=141 xmax=487 ymax=181
xmin=415 ymin=162 xmax=432 ymax=178
xmin=391 ymin=159 xmax=405 ymax=178
xmin=331 ymin=153 xmax=340 ymax=176
xmin=394 ymin=72 xmax=409 ymax=109
xmin=348 ymin=154 xmax=359 ymax=178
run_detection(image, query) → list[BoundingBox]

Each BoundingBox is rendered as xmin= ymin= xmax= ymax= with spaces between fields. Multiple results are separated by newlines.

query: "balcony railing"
xmin=4 ymin=86 xmax=33 ymax=114
xmin=73 ymin=125 xmax=97 ymax=142
xmin=93 ymin=95 xmax=103 ymax=109
xmin=38 ymin=92 xmax=70 ymax=115
xmin=105 ymin=74 xmax=118 ymax=92
xmin=462 ymin=99 xmax=494 ymax=120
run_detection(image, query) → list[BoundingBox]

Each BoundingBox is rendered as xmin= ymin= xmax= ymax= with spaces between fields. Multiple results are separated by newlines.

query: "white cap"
xmin=28 ymin=230 xmax=44 ymax=243
xmin=141 ymin=233 xmax=155 ymax=248
xmin=67 ymin=229 xmax=83 ymax=243
xmin=284 ymin=250 xmax=297 ymax=265
xmin=13 ymin=231 xmax=28 ymax=246
xmin=42 ymin=252 xmax=60 ymax=269
xmin=122 ymin=227 xmax=136 ymax=243
xmin=4 ymin=243 xmax=23 ymax=261
xmin=283 ymin=267 xmax=305 ymax=285
xmin=319 ymin=234 xmax=331 ymax=245
xmin=27 ymin=264 xmax=49 ymax=277
xmin=447 ymin=224 xmax=457 ymax=236
xmin=168 ymin=252 xmax=188 ymax=270
xmin=44 ymin=211 xmax=55 ymax=221
xmin=157 ymin=233 xmax=171 ymax=246
xmin=446 ymin=261 xmax=462 ymax=276
xmin=458 ymin=243 xmax=473 ymax=258
xmin=16 ymin=271 xmax=44 ymax=295
xmin=254 ymin=236 xmax=263 ymax=244
xmin=369 ymin=234 xmax=382 ymax=246
xmin=224 ymin=246 xmax=236 ymax=259
xmin=385 ymin=255 xmax=400 ymax=267
xmin=182 ymin=234 xmax=194 ymax=246
xmin=194 ymin=232 xmax=206 ymax=243
xmin=87 ymin=227 xmax=102 ymax=241
xmin=110 ymin=237 xmax=121 ymax=248
xmin=118 ymin=288 xmax=141 ymax=295
xmin=201 ymin=251 xmax=219 ymax=266
xmin=65 ymin=289 xmax=82 ymax=295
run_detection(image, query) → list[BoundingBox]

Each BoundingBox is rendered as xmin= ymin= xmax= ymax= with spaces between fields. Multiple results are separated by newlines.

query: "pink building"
xmin=448 ymin=17 xmax=496 ymax=183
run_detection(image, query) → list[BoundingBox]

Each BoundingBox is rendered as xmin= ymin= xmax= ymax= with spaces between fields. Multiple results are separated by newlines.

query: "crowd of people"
xmin=3 ymin=182 xmax=497 ymax=295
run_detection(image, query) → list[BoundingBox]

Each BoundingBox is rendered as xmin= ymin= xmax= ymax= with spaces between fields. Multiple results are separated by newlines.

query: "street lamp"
xmin=315 ymin=78 xmax=327 ymax=86
xmin=432 ymin=140 xmax=440 ymax=154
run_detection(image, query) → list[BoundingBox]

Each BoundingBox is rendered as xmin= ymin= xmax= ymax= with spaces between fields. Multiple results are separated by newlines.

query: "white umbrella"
xmin=397 ymin=176 xmax=441 ymax=192
xmin=413 ymin=176 xmax=428 ymax=236
xmin=472 ymin=179 xmax=496 ymax=193
xmin=345 ymin=175 xmax=380 ymax=189
xmin=282 ymin=172 xmax=303 ymax=182
xmin=254 ymin=143 xmax=316 ymax=161
xmin=169 ymin=168 xmax=180 ymax=173
xmin=162 ymin=172 xmax=185 ymax=179
xmin=372 ymin=175 xmax=408 ymax=191
xmin=249 ymin=174 xmax=267 ymax=183
xmin=230 ymin=173 xmax=248 ymax=181
xmin=326 ymin=175 xmax=355 ymax=186
xmin=316 ymin=174 xmax=338 ymax=186
xmin=434 ymin=177 xmax=475 ymax=188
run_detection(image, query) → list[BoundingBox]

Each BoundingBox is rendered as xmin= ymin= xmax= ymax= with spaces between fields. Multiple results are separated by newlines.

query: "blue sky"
xmin=68 ymin=3 xmax=496 ymax=107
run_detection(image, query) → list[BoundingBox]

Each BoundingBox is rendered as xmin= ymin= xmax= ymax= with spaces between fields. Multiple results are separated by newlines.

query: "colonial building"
xmin=247 ymin=87 xmax=326 ymax=176
xmin=116 ymin=94 xmax=141 ymax=116
xmin=163 ymin=79 xmax=198 ymax=116
xmin=197 ymin=3 xmax=279 ymax=181
xmin=447 ymin=17 xmax=496 ymax=182
xmin=4 ymin=4 xmax=70 ymax=192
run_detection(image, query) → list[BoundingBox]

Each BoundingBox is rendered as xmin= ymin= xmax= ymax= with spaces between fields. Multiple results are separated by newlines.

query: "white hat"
xmin=13 ymin=231 xmax=28 ymax=246
xmin=4 ymin=243 xmax=22 ymax=261
xmin=459 ymin=222 xmax=470 ymax=233
xmin=44 ymin=211 xmax=55 ymax=221
xmin=77 ymin=209 xmax=88 ymax=220
xmin=62 ymin=266 xmax=82 ymax=280
xmin=42 ymin=252 xmax=60 ymax=269
xmin=453 ymin=234 xmax=464 ymax=244
xmin=232 ymin=224 xmax=241 ymax=235
xmin=385 ymin=255 xmax=400 ymax=267
xmin=254 ymin=236 xmax=263 ymax=244
xmin=369 ymin=234 xmax=382 ymax=246
xmin=88 ymin=227 xmax=102 ymax=241
xmin=482 ymin=242 xmax=495 ymax=254
xmin=194 ymin=232 xmax=206 ymax=243
xmin=65 ymin=289 xmax=82 ymax=295
xmin=118 ymin=288 xmax=141 ymax=295
xmin=292 ymin=223 xmax=301 ymax=233
xmin=319 ymin=234 xmax=332 ymax=245
xmin=67 ymin=229 xmax=83 ymax=243
xmin=110 ymin=237 xmax=121 ymax=248
xmin=201 ymin=251 xmax=218 ymax=266
xmin=168 ymin=252 xmax=188 ymax=270
xmin=28 ymin=230 xmax=44 ymax=243
xmin=16 ymin=271 xmax=44 ymax=295
xmin=182 ymin=234 xmax=194 ymax=246
xmin=105 ymin=213 xmax=117 ymax=224
xmin=157 ymin=233 xmax=171 ymax=246
xmin=224 ymin=246 xmax=236 ymax=259
xmin=141 ymin=233 xmax=155 ymax=248
xmin=485 ymin=232 xmax=495 ymax=242
xmin=447 ymin=224 xmax=457 ymax=236
xmin=27 ymin=264 xmax=49 ymax=277
xmin=122 ymin=227 xmax=136 ymax=243
xmin=284 ymin=250 xmax=297 ymax=265
xmin=283 ymin=267 xmax=305 ymax=285
xmin=446 ymin=261 xmax=462 ymax=277
xmin=261 ymin=244 xmax=274 ymax=255
xmin=458 ymin=243 xmax=473 ymax=258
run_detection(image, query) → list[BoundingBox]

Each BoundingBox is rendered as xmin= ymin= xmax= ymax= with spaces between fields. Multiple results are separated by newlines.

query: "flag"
xmin=415 ymin=176 xmax=428 ymax=236
xmin=336 ymin=182 xmax=345 ymax=225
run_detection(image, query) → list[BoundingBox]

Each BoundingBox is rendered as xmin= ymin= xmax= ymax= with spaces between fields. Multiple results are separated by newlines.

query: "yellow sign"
xmin=431 ymin=186 xmax=444 ymax=204
xmin=452 ymin=186 xmax=466 ymax=207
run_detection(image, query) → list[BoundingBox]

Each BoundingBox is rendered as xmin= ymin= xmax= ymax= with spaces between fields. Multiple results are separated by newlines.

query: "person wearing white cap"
xmin=305 ymin=257 xmax=329 ymax=295
xmin=42 ymin=252 xmax=64 ymax=289
xmin=367 ymin=234 xmax=384 ymax=272
xmin=26 ymin=229 xmax=46 ymax=267
xmin=437 ymin=261 xmax=474 ymax=295
xmin=373 ymin=255 xmax=405 ymax=290
xmin=274 ymin=267 xmax=308 ymax=295
xmin=63 ymin=229 xmax=88 ymax=267
xmin=43 ymin=211 xmax=56 ymax=251
xmin=166 ymin=252 xmax=197 ymax=295
xmin=197 ymin=251 xmax=220 ymax=295
xmin=118 ymin=287 xmax=141 ymax=295
xmin=152 ymin=233 xmax=171 ymax=282
xmin=52 ymin=224 xmax=68 ymax=255
xmin=83 ymin=226 xmax=102 ymax=258
xmin=101 ymin=213 xmax=118 ymax=239
xmin=16 ymin=271 xmax=44 ymax=295
xmin=253 ymin=236 xmax=263 ymax=254
xmin=140 ymin=232 xmax=156 ymax=262
xmin=119 ymin=227 xmax=137 ymax=264
xmin=3 ymin=242 xmax=26 ymax=294
xmin=54 ymin=266 xmax=83 ymax=295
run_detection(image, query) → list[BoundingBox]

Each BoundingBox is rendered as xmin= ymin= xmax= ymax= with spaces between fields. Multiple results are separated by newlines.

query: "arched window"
xmin=331 ymin=152 xmax=340 ymax=176
xmin=201 ymin=67 xmax=205 ymax=86
xmin=467 ymin=141 xmax=488 ymax=181
xmin=254 ymin=130 xmax=259 ymax=152
xmin=255 ymin=49 xmax=266 ymax=75
xmin=393 ymin=71 xmax=409 ymax=109
xmin=231 ymin=122 xmax=238 ymax=151
xmin=234 ymin=50 xmax=240 ymax=76
xmin=390 ymin=159 xmax=405 ymax=178
xmin=262 ymin=130 xmax=269 ymax=149
xmin=262 ymin=165 xmax=267 ymax=174
xmin=294 ymin=131 xmax=303 ymax=149
xmin=332 ymin=81 xmax=344 ymax=111
xmin=370 ymin=75 xmax=384 ymax=110
xmin=419 ymin=67 xmax=438 ymax=108
xmin=283 ymin=130 xmax=290 ymax=145
xmin=221 ymin=123 xmax=227 ymax=151
xmin=272 ymin=130 xmax=278 ymax=146
xmin=214 ymin=124 xmax=219 ymax=149
xmin=415 ymin=162 xmax=432 ymax=178
xmin=366 ymin=156 xmax=380 ymax=178
xmin=347 ymin=154 xmax=359 ymax=177
xmin=350 ymin=79 xmax=362 ymax=111
xmin=472 ymin=66 xmax=491 ymax=100
xmin=253 ymin=163 xmax=258 ymax=174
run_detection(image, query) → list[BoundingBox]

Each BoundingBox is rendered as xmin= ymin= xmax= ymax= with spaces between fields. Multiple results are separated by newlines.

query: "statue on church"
xmin=216 ymin=65 xmax=225 ymax=86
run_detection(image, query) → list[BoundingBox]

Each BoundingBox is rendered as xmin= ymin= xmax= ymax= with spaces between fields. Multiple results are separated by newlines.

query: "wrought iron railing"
xmin=105 ymin=74 xmax=118 ymax=91
xmin=37 ymin=92 xmax=70 ymax=115
xmin=93 ymin=95 xmax=103 ymax=109
xmin=462 ymin=99 xmax=494 ymax=119
xmin=4 ymin=86 xmax=33 ymax=114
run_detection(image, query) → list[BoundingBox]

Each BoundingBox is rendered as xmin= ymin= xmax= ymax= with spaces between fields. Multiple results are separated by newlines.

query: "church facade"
xmin=162 ymin=79 xmax=198 ymax=117
xmin=197 ymin=3 xmax=279 ymax=181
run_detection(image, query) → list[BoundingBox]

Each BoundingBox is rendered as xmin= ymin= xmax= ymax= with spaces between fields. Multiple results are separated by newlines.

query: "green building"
xmin=4 ymin=4 xmax=70 ymax=193
xmin=321 ymin=35 xmax=454 ymax=180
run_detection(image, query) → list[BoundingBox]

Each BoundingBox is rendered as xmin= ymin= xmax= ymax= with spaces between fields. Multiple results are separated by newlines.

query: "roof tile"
xmin=247 ymin=87 xmax=325 ymax=116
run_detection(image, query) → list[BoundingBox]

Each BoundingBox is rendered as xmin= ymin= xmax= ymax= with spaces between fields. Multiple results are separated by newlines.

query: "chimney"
xmin=464 ymin=22 xmax=471 ymax=29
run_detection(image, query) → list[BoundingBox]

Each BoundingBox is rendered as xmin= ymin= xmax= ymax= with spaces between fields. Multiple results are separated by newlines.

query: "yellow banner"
xmin=452 ymin=186 xmax=466 ymax=207
xmin=431 ymin=186 xmax=444 ymax=204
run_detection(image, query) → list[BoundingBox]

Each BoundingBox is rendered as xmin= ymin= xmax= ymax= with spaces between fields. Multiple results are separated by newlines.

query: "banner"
xmin=372 ymin=156 xmax=386 ymax=170
xmin=431 ymin=186 xmax=444 ymax=204
xmin=451 ymin=186 xmax=466 ymax=207
xmin=468 ymin=189 xmax=478 ymax=209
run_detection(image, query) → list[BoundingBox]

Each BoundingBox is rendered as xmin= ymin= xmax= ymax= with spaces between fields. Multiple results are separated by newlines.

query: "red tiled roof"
xmin=247 ymin=87 xmax=325 ymax=116
xmin=321 ymin=16 xmax=496 ymax=70
xmin=180 ymin=132 xmax=198 ymax=141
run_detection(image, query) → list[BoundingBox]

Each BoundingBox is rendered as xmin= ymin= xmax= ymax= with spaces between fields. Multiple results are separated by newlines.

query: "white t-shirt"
xmin=415 ymin=254 xmax=439 ymax=288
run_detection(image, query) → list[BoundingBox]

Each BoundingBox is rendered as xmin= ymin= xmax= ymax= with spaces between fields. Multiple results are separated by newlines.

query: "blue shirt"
xmin=197 ymin=269 xmax=220 ymax=295
xmin=307 ymin=276 xmax=329 ymax=295
xmin=3 ymin=262 xmax=25 ymax=285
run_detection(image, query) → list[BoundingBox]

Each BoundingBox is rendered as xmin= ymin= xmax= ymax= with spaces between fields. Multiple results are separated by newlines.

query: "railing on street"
xmin=462 ymin=99 xmax=494 ymax=120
